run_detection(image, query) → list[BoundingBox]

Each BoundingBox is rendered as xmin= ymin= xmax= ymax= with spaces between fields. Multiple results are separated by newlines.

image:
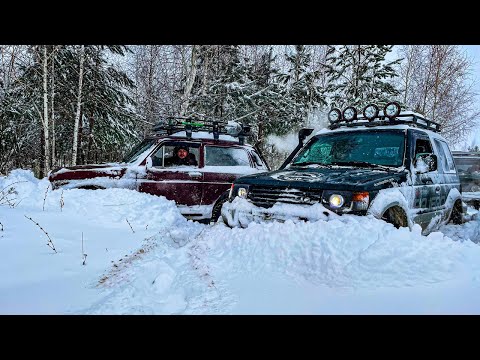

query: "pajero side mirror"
xmin=415 ymin=153 xmax=437 ymax=173
xmin=279 ymin=128 xmax=314 ymax=170
xmin=298 ymin=128 xmax=314 ymax=144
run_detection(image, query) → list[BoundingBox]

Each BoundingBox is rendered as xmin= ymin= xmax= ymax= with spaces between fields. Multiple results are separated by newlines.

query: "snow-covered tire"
xmin=381 ymin=206 xmax=408 ymax=228
xmin=211 ymin=191 xmax=230 ymax=223
xmin=449 ymin=200 xmax=464 ymax=225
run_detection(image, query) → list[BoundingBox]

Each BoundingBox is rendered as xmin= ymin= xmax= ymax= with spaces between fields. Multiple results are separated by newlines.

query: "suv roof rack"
xmin=150 ymin=116 xmax=251 ymax=145
xmin=329 ymin=111 xmax=441 ymax=133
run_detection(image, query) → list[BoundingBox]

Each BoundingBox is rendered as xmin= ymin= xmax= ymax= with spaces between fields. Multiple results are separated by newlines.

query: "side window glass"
xmin=414 ymin=138 xmax=433 ymax=158
xmin=434 ymin=139 xmax=455 ymax=172
xmin=151 ymin=143 xmax=199 ymax=168
xmin=205 ymin=146 xmax=250 ymax=166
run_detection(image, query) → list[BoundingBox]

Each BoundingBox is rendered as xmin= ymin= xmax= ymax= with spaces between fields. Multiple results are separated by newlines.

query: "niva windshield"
xmin=293 ymin=130 xmax=406 ymax=168
xmin=123 ymin=139 xmax=156 ymax=163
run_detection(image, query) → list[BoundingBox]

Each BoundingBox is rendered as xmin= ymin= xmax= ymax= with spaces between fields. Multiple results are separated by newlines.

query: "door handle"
xmin=188 ymin=171 xmax=202 ymax=179
xmin=421 ymin=176 xmax=433 ymax=184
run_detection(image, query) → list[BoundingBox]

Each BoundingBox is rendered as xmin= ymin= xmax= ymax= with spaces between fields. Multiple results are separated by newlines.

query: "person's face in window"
xmin=177 ymin=148 xmax=188 ymax=159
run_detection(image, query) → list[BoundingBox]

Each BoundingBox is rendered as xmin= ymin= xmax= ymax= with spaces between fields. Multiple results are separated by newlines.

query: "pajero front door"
xmin=411 ymin=131 xmax=437 ymax=230
xmin=138 ymin=141 xmax=203 ymax=206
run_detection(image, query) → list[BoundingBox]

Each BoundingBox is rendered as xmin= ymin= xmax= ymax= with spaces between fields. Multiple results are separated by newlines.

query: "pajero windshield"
xmin=292 ymin=130 xmax=406 ymax=169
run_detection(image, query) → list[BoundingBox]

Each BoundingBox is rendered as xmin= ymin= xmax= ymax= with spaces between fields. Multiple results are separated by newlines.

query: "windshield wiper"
xmin=330 ymin=161 xmax=393 ymax=171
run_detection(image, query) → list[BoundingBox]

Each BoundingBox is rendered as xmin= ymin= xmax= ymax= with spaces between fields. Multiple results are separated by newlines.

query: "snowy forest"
xmin=1 ymin=45 xmax=479 ymax=177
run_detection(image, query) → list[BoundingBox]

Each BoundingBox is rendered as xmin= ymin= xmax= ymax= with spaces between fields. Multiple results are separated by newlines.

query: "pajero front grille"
xmin=248 ymin=186 xmax=323 ymax=208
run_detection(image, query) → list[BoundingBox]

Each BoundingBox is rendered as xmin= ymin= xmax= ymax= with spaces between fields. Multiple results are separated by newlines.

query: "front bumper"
xmin=221 ymin=197 xmax=339 ymax=228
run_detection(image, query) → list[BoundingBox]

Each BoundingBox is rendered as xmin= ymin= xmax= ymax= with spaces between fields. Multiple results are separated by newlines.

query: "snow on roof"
xmin=316 ymin=124 xmax=411 ymax=135
xmin=169 ymin=131 xmax=246 ymax=143
xmin=315 ymin=122 xmax=445 ymax=140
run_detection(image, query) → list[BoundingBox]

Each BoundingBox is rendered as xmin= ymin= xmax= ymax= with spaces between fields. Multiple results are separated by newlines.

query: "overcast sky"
xmin=461 ymin=45 xmax=480 ymax=150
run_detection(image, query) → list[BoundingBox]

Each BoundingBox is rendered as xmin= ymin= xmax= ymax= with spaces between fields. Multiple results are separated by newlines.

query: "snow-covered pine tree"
xmin=0 ymin=45 xmax=138 ymax=175
xmin=74 ymin=46 xmax=138 ymax=164
xmin=280 ymin=45 xmax=326 ymax=128
xmin=325 ymin=45 xmax=401 ymax=109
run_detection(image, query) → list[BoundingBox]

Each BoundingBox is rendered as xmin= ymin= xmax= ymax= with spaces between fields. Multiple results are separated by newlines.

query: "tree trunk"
xmin=87 ymin=111 xmax=94 ymax=163
xmin=50 ymin=46 xmax=56 ymax=169
xmin=201 ymin=47 xmax=210 ymax=96
xmin=72 ymin=45 xmax=85 ymax=165
xmin=77 ymin=109 xmax=83 ymax=165
xmin=179 ymin=45 xmax=198 ymax=117
xmin=42 ymin=45 xmax=50 ymax=177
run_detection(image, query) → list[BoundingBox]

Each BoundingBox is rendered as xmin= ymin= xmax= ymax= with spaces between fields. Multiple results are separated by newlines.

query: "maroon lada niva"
xmin=48 ymin=120 xmax=269 ymax=221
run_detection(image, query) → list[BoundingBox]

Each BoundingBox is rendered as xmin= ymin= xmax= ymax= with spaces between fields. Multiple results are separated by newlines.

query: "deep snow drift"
xmin=1 ymin=170 xmax=479 ymax=314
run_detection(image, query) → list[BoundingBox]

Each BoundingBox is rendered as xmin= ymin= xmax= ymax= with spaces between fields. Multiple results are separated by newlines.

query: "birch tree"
xmin=397 ymin=45 xmax=480 ymax=143
xmin=71 ymin=45 xmax=84 ymax=165
xmin=179 ymin=45 xmax=198 ymax=116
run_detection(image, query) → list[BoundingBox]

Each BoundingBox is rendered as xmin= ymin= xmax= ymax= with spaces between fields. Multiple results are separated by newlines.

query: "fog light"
xmin=329 ymin=194 xmax=344 ymax=208
xmin=238 ymin=187 xmax=248 ymax=199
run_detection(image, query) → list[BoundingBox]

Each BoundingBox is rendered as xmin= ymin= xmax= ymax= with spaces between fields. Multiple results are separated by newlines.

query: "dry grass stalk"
xmin=24 ymin=215 xmax=57 ymax=253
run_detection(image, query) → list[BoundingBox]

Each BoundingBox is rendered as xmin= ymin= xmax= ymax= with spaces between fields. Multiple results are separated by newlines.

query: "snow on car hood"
xmin=235 ymin=167 xmax=407 ymax=191
xmin=50 ymin=163 xmax=126 ymax=176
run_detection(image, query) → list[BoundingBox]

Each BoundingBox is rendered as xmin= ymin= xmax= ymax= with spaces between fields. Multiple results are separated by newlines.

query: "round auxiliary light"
xmin=342 ymin=106 xmax=357 ymax=122
xmin=328 ymin=108 xmax=342 ymax=124
xmin=383 ymin=101 xmax=401 ymax=119
xmin=363 ymin=104 xmax=379 ymax=121
xmin=329 ymin=194 xmax=345 ymax=208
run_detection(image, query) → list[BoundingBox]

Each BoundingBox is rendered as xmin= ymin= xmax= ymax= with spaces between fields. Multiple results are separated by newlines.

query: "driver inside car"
xmin=164 ymin=146 xmax=198 ymax=166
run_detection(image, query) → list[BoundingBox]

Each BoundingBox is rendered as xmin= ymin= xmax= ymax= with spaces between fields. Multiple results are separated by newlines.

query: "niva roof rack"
xmin=327 ymin=102 xmax=441 ymax=133
xmin=151 ymin=116 xmax=252 ymax=145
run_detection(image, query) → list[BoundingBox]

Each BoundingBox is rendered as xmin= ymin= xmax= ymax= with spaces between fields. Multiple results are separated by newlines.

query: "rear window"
xmin=433 ymin=139 xmax=456 ymax=173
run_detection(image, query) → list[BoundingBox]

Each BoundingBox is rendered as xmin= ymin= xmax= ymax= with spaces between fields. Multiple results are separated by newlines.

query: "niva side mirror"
xmin=146 ymin=156 xmax=153 ymax=170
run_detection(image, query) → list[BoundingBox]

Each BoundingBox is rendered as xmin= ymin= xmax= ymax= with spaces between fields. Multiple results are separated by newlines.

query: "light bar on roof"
xmin=383 ymin=102 xmax=401 ymax=119
xmin=363 ymin=104 xmax=379 ymax=121
xmin=342 ymin=106 xmax=357 ymax=122
xmin=328 ymin=108 xmax=342 ymax=124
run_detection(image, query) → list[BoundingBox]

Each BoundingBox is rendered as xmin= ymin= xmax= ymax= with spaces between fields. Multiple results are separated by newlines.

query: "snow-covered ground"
xmin=1 ymin=170 xmax=480 ymax=314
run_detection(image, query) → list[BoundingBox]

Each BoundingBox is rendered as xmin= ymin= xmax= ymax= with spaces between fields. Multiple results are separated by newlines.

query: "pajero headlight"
xmin=323 ymin=190 xmax=370 ymax=212
xmin=329 ymin=194 xmax=344 ymax=208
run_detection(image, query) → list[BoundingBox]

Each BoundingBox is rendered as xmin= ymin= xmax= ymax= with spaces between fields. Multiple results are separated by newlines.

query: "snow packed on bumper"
xmin=221 ymin=197 xmax=339 ymax=228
